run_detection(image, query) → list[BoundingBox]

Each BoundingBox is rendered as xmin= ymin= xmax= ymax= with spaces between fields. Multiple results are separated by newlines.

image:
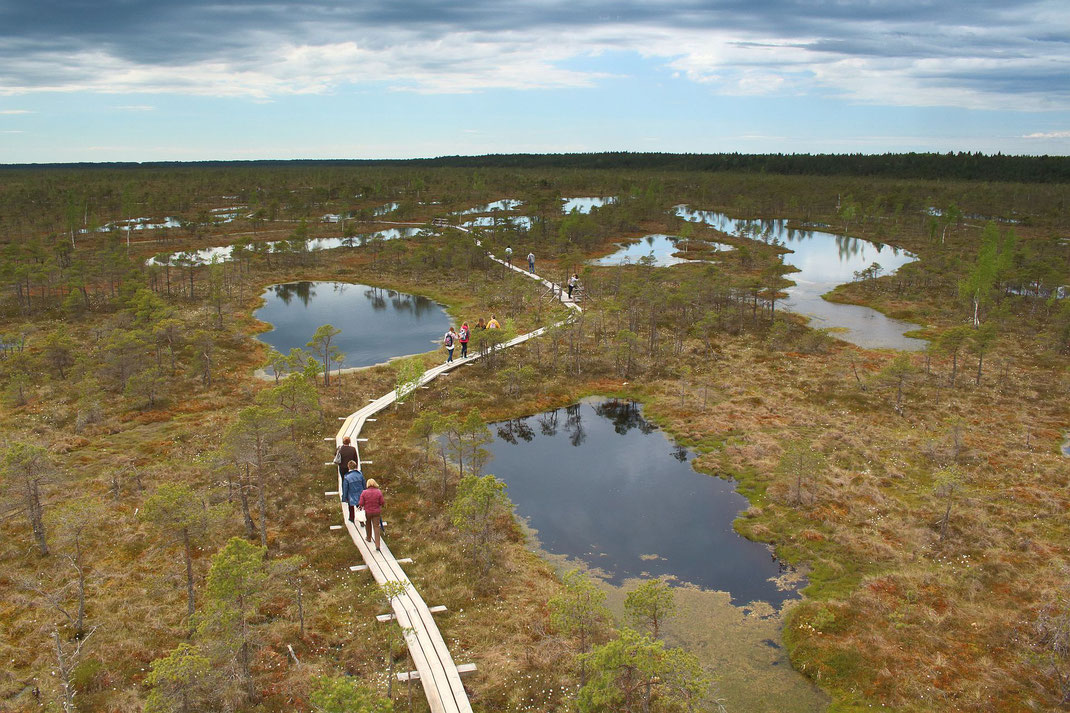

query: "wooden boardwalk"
xmin=332 ymin=242 xmax=581 ymax=713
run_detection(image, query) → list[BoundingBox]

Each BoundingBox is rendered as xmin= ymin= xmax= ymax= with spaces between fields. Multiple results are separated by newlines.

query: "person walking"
xmin=358 ymin=479 xmax=385 ymax=551
xmin=443 ymin=326 xmax=457 ymax=363
xmin=459 ymin=322 xmax=470 ymax=358
xmin=527 ymin=251 xmax=535 ymax=273
xmin=341 ymin=461 xmax=365 ymax=524
xmin=505 ymin=245 xmax=513 ymax=266
xmin=486 ymin=315 xmax=501 ymax=330
xmin=567 ymin=274 xmax=579 ymax=300
xmin=477 ymin=317 xmax=486 ymax=330
xmin=335 ymin=437 xmax=358 ymax=480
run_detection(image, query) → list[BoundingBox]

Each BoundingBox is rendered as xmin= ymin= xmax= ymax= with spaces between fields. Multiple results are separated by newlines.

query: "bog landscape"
xmin=0 ymin=154 xmax=1067 ymax=712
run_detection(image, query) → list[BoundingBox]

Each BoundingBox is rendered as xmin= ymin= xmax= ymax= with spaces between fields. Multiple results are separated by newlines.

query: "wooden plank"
xmin=398 ymin=663 xmax=476 ymax=682
xmin=321 ymin=258 xmax=589 ymax=713
xmin=378 ymin=551 xmax=471 ymax=712
xmin=378 ymin=604 xmax=446 ymax=622
xmin=341 ymin=503 xmax=455 ymax=712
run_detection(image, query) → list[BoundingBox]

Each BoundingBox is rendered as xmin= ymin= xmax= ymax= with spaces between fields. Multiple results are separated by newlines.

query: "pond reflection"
xmin=675 ymin=206 xmax=926 ymax=350
xmin=593 ymin=234 xmax=730 ymax=267
xmin=254 ymin=281 xmax=450 ymax=370
xmin=487 ymin=398 xmax=799 ymax=606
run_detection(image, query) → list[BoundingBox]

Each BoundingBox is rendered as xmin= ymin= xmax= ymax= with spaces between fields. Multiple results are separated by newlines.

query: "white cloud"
xmin=1023 ymin=130 xmax=1070 ymax=139
xmin=0 ymin=109 xmax=32 ymax=114
xmin=0 ymin=13 xmax=1067 ymax=113
xmin=114 ymin=104 xmax=155 ymax=111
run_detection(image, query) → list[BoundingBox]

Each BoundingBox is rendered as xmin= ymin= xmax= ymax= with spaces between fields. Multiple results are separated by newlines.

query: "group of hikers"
xmin=502 ymin=245 xmax=581 ymax=299
xmin=502 ymin=245 xmax=536 ymax=273
xmin=335 ymin=437 xmax=385 ymax=551
xmin=442 ymin=316 xmax=500 ymax=363
xmin=329 ymin=249 xmax=585 ymax=553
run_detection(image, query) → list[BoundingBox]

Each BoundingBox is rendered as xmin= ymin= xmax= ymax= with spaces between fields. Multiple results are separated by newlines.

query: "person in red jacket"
xmin=458 ymin=322 xmax=470 ymax=359
xmin=358 ymin=479 xmax=385 ymax=551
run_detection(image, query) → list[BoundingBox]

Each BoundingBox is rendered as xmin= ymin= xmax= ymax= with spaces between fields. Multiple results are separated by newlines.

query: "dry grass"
xmin=1 ymin=200 xmax=1067 ymax=712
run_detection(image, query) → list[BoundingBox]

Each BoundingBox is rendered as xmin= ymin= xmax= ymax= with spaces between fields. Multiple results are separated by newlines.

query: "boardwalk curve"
xmin=332 ymin=239 xmax=582 ymax=713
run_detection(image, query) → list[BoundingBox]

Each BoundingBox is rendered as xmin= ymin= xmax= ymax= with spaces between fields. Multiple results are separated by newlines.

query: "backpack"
xmin=444 ymin=333 xmax=454 ymax=347
xmin=459 ymin=327 xmax=468 ymax=341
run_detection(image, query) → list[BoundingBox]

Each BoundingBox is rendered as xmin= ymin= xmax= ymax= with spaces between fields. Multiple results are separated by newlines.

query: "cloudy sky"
xmin=1 ymin=0 xmax=1068 ymax=163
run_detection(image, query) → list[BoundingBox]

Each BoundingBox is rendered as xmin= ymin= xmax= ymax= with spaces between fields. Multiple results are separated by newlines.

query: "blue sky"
xmin=1 ymin=0 xmax=1068 ymax=163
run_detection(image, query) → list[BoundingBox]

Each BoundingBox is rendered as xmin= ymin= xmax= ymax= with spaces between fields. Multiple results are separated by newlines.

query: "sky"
xmin=1 ymin=0 xmax=1068 ymax=163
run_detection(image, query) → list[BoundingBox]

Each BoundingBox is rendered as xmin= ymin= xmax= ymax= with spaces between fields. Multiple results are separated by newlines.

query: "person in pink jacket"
xmin=358 ymin=479 xmax=385 ymax=551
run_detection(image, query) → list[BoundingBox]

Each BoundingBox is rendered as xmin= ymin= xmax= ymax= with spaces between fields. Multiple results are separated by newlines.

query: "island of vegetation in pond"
xmin=592 ymin=233 xmax=732 ymax=267
xmin=675 ymin=205 xmax=926 ymax=350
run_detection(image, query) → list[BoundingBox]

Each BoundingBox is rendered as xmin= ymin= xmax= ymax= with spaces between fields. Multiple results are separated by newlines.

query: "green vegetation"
xmin=1 ymin=159 xmax=1067 ymax=712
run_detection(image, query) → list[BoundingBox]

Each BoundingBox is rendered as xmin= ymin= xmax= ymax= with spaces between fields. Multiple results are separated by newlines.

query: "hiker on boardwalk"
xmin=443 ymin=326 xmax=457 ymax=363
xmin=335 ymin=437 xmax=358 ymax=480
xmin=527 ymin=251 xmax=535 ymax=273
xmin=505 ymin=245 xmax=513 ymax=266
xmin=341 ymin=461 xmax=365 ymax=524
xmin=567 ymin=274 xmax=579 ymax=300
xmin=459 ymin=322 xmax=470 ymax=358
xmin=358 ymin=479 xmax=385 ymax=551
xmin=486 ymin=315 xmax=501 ymax=330
xmin=477 ymin=317 xmax=486 ymax=330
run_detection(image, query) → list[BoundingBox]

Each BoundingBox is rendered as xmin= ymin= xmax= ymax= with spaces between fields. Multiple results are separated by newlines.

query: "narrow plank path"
xmin=332 ymin=237 xmax=581 ymax=713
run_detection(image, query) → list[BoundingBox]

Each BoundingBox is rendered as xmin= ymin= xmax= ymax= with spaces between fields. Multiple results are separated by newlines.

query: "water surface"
xmin=462 ymin=215 xmax=532 ymax=231
xmin=487 ymin=398 xmax=797 ymax=607
xmin=254 ymin=281 xmax=450 ymax=368
xmin=147 ymin=227 xmax=425 ymax=266
xmin=675 ymin=206 xmax=926 ymax=350
xmin=456 ymin=199 xmax=523 ymax=215
xmin=87 ymin=208 xmax=247 ymax=233
xmin=562 ymin=196 xmax=616 ymax=213
xmin=593 ymin=234 xmax=730 ymax=267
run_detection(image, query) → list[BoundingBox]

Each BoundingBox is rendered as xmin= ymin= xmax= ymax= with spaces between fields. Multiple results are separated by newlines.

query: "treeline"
xmin=6 ymin=151 xmax=1069 ymax=183
xmin=409 ymin=152 xmax=1070 ymax=183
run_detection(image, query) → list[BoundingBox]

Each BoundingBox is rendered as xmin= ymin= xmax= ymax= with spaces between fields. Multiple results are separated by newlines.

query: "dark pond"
xmin=253 ymin=281 xmax=450 ymax=369
xmin=486 ymin=398 xmax=797 ymax=606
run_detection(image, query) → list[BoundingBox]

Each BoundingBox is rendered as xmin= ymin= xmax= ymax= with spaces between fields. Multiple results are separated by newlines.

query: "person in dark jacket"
xmin=358 ymin=479 xmax=385 ymax=551
xmin=336 ymin=437 xmax=358 ymax=480
xmin=341 ymin=461 xmax=365 ymax=524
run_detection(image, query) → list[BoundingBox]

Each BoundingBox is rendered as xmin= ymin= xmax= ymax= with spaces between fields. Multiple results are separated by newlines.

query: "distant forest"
xmin=5 ymin=151 xmax=1069 ymax=183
